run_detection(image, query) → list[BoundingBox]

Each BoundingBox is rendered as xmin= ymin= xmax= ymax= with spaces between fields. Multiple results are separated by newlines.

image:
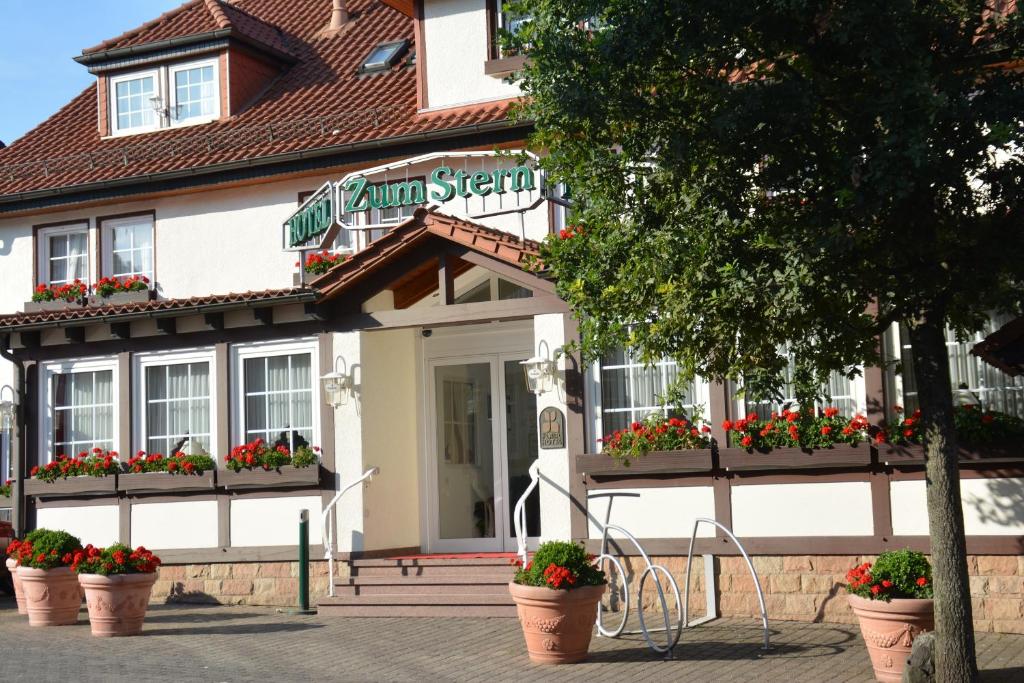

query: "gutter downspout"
xmin=0 ymin=335 xmax=26 ymax=537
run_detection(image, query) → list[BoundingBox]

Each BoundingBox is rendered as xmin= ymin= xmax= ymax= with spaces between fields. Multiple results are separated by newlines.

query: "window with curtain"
xmin=53 ymin=370 xmax=114 ymax=458
xmin=108 ymin=217 xmax=154 ymax=280
xmin=742 ymin=352 xmax=861 ymax=419
xmin=46 ymin=229 xmax=89 ymax=286
xmin=243 ymin=353 xmax=314 ymax=452
xmin=889 ymin=316 xmax=1024 ymax=418
xmin=595 ymin=346 xmax=702 ymax=440
xmin=145 ymin=362 xmax=211 ymax=455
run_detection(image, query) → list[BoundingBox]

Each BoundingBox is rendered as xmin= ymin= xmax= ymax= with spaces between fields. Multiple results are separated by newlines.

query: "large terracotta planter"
xmin=848 ymin=594 xmax=934 ymax=682
xmin=79 ymin=572 xmax=158 ymax=637
xmin=509 ymin=581 xmax=605 ymax=664
xmin=6 ymin=557 xmax=27 ymax=614
xmin=17 ymin=566 xmax=83 ymax=626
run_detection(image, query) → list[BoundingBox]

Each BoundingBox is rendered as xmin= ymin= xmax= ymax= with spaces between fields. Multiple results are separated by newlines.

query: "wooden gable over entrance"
xmin=307 ymin=207 xmax=567 ymax=329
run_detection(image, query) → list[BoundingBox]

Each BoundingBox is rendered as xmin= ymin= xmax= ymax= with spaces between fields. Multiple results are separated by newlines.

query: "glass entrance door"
xmin=427 ymin=354 xmax=540 ymax=553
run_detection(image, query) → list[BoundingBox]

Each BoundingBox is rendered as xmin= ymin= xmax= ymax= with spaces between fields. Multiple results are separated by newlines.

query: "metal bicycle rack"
xmin=514 ymin=461 xmax=772 ymax=657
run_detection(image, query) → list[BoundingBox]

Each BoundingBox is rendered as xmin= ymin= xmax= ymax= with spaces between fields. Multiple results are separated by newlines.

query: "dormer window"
xmin=107 ymin=57 xmax=220 ymax=137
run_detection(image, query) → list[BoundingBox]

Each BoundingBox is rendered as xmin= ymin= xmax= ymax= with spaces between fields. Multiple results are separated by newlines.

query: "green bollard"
xmin=281 ymin=508 xmax=316 ymax=615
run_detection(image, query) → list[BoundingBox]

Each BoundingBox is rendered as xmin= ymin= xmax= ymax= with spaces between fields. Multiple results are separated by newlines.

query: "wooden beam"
xmin=155 ymin=318 xmax=176 ymax=335
xmin=18 ymin=331 xmax=40 ymax=348
xmin=438 ymin=254 xmax=455 ymax=305
xmin=253 ymin=307 xmax=274 ymax=326
xmin=304 ymin=303 xmax=327 ymax=321
xmin=110 ymin=322 xmax=131 ymax=340
xmin=63 ymin=327 xmax=85 ymax=344
xmin=204 ymin=312 xmax=224 ymax=330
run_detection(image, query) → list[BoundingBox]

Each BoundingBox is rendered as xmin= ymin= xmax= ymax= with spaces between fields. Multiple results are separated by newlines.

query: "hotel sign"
xmin=283 ymin=151 xmax=545 ymax=251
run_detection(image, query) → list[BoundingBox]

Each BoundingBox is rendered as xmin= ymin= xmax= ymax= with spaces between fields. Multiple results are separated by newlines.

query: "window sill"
xmin=484 ymin=55 xmax=527 ymax=77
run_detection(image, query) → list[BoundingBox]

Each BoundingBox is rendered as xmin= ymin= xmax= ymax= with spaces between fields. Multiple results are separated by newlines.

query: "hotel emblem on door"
xmin=539 ymin=407 xmax=565 ymax=450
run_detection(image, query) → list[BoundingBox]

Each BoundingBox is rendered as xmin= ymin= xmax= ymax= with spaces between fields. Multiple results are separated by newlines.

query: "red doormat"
xmin=386 ymin=552 xmax=518 ymax=560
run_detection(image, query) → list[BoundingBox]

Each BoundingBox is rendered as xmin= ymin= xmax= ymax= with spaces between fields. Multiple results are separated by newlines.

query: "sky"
xmin=0 ymin=0 xmax=183 ymax=145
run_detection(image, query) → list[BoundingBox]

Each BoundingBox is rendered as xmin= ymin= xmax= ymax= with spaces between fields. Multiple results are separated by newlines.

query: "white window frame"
xmin=168 ymin=58 xmax=220 ymax=128
xmin=37 ymin=222 xmax=91 ymax=287
xmin=585 ymin=354 xmax=710 ymax=452
xmin=134 ymin=348 xmax=217 ymax=459
xmin=101 ymin=214 xmax=155 ymax=281
xmin=39 ymin=357 xmax=120 ymax=464
xmin=109 ymin=68 xmax=162 ymax=136
xmin=231 ymin=339 xmax=321 ymax=452
xmin=734 ymin=365 xmax=867 ymax=419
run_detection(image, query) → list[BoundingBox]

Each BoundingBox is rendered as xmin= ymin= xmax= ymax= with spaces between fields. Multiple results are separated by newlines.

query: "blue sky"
xmin=0 ymin=0 xmax=182 ymax=145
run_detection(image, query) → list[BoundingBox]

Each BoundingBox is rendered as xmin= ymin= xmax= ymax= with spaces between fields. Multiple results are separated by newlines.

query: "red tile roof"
xmin=0 ymin=0 xmax=519 ymax=201
xmin=80 ymin=0 xmax=293 ymax=60
xmin=313 ymin=207 xmax=543 ymax=300
xmin=0 ymin=288 xmax=314 ymax=331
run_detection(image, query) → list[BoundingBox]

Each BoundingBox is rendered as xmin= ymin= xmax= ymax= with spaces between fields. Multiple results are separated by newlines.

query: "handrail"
xmin=322 ymin=466 xmax=380 ymax=598
xmin=513 ymin=460 xmax=541 ymax=565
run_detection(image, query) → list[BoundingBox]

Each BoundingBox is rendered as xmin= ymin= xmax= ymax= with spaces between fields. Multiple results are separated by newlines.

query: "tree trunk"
xmin=906 ymin=314 xmax=978 ymax=683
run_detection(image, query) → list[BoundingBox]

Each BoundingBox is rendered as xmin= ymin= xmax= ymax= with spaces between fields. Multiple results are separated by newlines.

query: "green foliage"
xmin=225 ymin=439 xmax=320 ymax=472
xmin=513 ymin=541 xmax=606 ymax=589
xmin=126 ymin=451 xmax=216 ymax=475
xmin=847 ymin=550 xmax=934 ymax=601
xmin=506 ymin=0 xmax=1024 ymax=407
xmin=14 ymin=529 xmax=83 ymax=570
xmin=601 ymin=411 xmax=712 ymax=464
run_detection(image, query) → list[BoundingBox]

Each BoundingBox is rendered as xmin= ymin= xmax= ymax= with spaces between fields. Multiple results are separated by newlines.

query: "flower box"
xmin=118 ymin=470 xmax=216 ymax=494
xmin=0 ymin=495 xmax=12 ymax=508
xmin=88 ymin=289 xmax=155 ymax=307
xmin=717 ymin=443 xmax=872 ymax=472
xmin=23 ymin=300 xmax=84 ymax=313
xmin=218 ymin=465 xmax=321 ymax=490
xmin=23 ymin=475 xmax=117 ymax=498
xmin=576 ymin=450 xmax=713 ymax=476
xmin=878 ymin=441 xmax=1024 ymax=467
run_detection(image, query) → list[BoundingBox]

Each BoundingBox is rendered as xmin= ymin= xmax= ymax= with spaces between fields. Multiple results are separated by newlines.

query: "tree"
xmin=507 ymin=1 xmax=1024 ymax=680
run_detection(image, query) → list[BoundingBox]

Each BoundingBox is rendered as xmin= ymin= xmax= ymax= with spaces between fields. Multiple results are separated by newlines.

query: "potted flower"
xmin=89 ymin=275 xmax=154 ymax=306
xmin=300 ymin=251 xmax=346 ymax=276
xmin=119 ymin=450 xmax=217 ymax=493
xmin=73 ymin=543 xmax=162 ymax=637
xmin=220 ymin=439 xmax=321 ymax=489
xmin=577 ymin=412 xmax=714 ymax=476
xmin=24 ymin=449 xmax=121 ymax=498
xmin=25 ymin=280 xmax=88 ymax=312
xmin=718 ymin=407 xmax=872 ymax=471
xmin=15 ymin=528 xmax=84 ymax=626
xmin=4 ymin=538 xmax=28 ymax=615
xmin=846 ymin=550 xmax=934 ymax=682
xmin=509 ymin=541 xmax=606 ymax=664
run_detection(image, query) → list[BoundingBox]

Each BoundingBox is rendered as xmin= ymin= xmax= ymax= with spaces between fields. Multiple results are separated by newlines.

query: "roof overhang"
xmin=74 ymin=29 xmax=296 ymax=68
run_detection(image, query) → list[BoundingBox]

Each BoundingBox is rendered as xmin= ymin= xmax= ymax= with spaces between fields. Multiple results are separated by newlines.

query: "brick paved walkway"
xmin=1 ymin=596 xmax=1022 ymax=682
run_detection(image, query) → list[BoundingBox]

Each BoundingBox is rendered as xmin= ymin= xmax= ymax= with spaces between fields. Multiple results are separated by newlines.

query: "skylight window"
xmin=360 ymin=40 xmax=409 ymax=73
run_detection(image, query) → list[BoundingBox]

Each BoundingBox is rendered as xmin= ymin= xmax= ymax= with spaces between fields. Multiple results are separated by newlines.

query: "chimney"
xmin=321 ymin=0 xmax=350 ymax=37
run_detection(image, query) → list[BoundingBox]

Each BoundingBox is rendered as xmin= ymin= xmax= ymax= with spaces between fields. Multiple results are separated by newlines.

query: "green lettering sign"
xmin=287 ymin=187 xmax=334 ymax=248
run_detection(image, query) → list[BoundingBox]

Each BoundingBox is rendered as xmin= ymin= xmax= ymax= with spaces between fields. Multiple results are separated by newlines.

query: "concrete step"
xmin=351 ymin=558 xmax=516 ymax=578
xmin=317 ymin=603 xmax=518 ymax=618
xmin=335 ymin=574 xmax=511 ymax=596
xmin=322 ymin=593 xmax=514 ymax=606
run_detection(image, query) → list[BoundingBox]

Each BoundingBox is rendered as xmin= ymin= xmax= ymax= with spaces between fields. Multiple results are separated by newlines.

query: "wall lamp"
xmin=520 ymin=341 xmax=557 ymax=396
xmin=0 ymin=385 xmax=15 ymax=432
xmin=320 ymin=358 xmax=354 ymax=408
